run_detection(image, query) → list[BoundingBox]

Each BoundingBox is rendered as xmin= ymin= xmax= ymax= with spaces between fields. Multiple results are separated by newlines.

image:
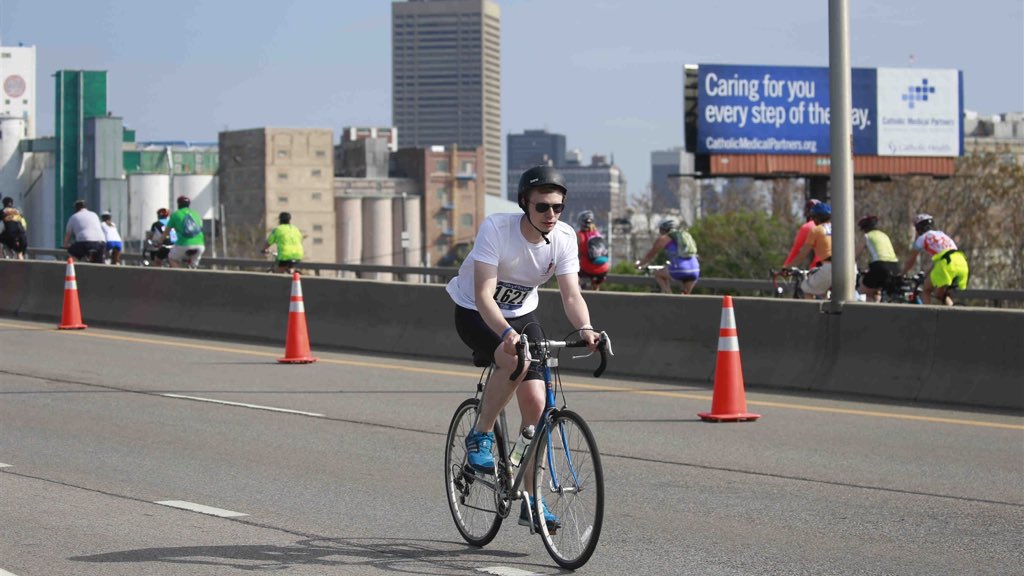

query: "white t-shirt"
xmin=66 ymin=210 xmax=106 ymax=242
xmin=446 ymin=213 xmax=579 ymax=318
xmin=102 ymin=222 xmax=123 ymax=243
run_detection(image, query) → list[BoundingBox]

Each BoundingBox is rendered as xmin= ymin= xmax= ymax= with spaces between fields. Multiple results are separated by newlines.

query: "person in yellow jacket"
xmin=262 ymin=212 xmax=305 ymax=273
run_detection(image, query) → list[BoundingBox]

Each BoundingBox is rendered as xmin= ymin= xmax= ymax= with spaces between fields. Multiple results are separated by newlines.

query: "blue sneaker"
xmin=464 ymin=429 xmax=495 ymax=473
xmin=519 ymin=495 xmax=560 ymax=531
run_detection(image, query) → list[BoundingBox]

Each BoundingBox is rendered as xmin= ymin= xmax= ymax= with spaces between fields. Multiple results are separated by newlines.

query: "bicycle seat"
xmin=185 ymin=248 xmax=200 ymax=256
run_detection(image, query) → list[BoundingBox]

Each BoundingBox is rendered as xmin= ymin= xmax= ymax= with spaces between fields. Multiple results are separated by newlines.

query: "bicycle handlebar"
xmin=510 ymin=331 xmax=612 ymax=381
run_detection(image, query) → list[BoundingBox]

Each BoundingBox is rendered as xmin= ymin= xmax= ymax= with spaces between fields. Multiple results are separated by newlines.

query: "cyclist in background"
xmin=855 ymin=214 xmax=900 ymax=302
xmin=63 ymin=199 xmax=106 ymax=263
xmin=576 ymin=210 xmax=610 ymax=290
xmin=783 ymin=198 xmax=824 ymax=269
xmin=262 ymin=211 xmax=304 ymax=273
xmin=789 ymin=202 xmax=832 ymax=298
xmin=1 ymin=196 xmax=28 ymax=259
xmin=446 ymin=165 xmax=599 ymax=532
xmin=145 ymin=208 xmax=174 ymax=266
xmin=636 ymin=219 xmax=700 ymax=294
xmin=162 ymin=196 xmax=205 ymax=268
xmin=100 ymin=211 xmax=124 ymax=265
xmin=902 ymin=213 xmax=968 ymax=306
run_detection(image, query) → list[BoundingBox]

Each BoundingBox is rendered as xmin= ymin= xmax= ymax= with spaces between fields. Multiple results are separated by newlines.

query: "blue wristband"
xmin=500 ymin=326 xmax=514 ymax=340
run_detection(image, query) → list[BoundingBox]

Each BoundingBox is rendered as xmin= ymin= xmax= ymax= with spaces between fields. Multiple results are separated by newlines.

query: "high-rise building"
xmin=506 ymin=129 xmax=566 ymax=201
xmin=54 ymin=70 xmax=109 ymax=245
xmin=392 ymin=0 xmax=501 ymax=198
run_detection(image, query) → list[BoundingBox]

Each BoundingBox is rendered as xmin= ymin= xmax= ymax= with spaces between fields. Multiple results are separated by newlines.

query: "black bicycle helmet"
xmin=517 ymin=165 xmax=567 ymax=212
xmin=913 ymin=213 xmax=934 ymax=234
xmin=279 ymin=212 xmax=292 ymax=224
xmin=658 ymin=219 xmax=677 ymax=234
xmin=857 ymin=214 xmax=878 ymax=232
xmin=176 ymin=195 xmax=191 ymax=208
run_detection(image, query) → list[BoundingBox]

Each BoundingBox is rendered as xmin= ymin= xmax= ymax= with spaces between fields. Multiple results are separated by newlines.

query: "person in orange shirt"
xmin=790 ymin=202 xmax=832 ymax=298
xmin=782 ymin=199 xmax=825 ymax=269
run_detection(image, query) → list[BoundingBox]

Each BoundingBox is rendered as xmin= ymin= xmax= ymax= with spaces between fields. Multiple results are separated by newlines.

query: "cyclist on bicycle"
xmin=1 ymin=196 xmax=28 ymax=260
xmin=145 ymin=208 xmax=174 ymax=267
xmin=576 ymin=210 xmax=610 ymax=290
xmin=855 ymin=214 xmax=900 ymax=302
xmin=262 ymin=211 xmax=304 ymax=273
xmin=902 ymin=213 xmax=968 ymax=306
xmin=446 ymin=165 xmax=599 ymax=531
xmin=788 ymin=202 xmax=832 ymax=298
xmin=161 ymin=196 xmax=205 ymax=268
xmin=63 ymin=199 xmax=106 ymax=263
xmin=635 ymin=218 xmax=699 ymax=294
xmin=782 ymin=198 xmax=825 ymax=269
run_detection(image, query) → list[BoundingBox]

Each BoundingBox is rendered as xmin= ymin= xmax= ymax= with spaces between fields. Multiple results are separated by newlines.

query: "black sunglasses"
xmin=531 ymin=202 xmax=565 ymax=214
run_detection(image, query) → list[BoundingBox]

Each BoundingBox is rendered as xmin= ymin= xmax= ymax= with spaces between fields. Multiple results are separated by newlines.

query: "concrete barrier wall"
xmin=2 ymin=260 xmax=1021 ymax=411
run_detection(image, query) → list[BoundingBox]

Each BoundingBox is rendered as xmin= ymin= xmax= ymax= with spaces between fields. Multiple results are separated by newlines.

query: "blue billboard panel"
xmin=697 ymin=64 xmax=876 ymax=155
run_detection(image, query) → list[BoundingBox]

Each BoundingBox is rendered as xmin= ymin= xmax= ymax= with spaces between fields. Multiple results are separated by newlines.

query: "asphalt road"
xmin=1 ymin=317 xmax=1021 ymax=576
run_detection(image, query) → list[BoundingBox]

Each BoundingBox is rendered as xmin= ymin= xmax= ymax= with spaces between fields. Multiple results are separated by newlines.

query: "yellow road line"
xmin=5 ymin=320 xmax=1022 ymax=431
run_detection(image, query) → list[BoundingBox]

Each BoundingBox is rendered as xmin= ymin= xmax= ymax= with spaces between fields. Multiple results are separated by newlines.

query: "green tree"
xmin=689 ymin=210 xmax=793 ymax=279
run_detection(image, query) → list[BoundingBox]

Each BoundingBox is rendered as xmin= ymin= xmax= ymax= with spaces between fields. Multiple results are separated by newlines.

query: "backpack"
xmin=181 ymin=212 xmax=202 ymax=239
xmin=577 ymin=229 xmax=610 ymax=269
xmin=2 ymin=208 xmax=25 ymax=236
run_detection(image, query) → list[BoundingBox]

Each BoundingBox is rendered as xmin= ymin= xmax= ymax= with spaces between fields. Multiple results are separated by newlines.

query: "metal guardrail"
xmin=23 ymin=248 xmax=1024 ymax=307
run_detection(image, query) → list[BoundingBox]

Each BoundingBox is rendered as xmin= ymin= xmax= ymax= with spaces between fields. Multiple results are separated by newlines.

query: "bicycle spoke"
xmin=535 ymin=410 xmax=603 ymax=569
xmin=444 ymin=398 xmax=503 ymax=546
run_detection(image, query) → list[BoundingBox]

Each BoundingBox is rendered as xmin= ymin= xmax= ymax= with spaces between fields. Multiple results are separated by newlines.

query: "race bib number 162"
xmin=493 ymin=281 xmax=533 ymax=310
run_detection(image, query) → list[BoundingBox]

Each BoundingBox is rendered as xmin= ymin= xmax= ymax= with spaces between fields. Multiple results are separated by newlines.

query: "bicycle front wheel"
xmin=444 ymin=398 xmax=503 ymax=546
xmin=533 ymin=409 xmax=604 ymax=569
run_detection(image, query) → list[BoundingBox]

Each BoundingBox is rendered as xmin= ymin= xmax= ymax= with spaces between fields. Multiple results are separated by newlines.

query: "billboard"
xmin=695 ymin=64 xmax=962 ymax=157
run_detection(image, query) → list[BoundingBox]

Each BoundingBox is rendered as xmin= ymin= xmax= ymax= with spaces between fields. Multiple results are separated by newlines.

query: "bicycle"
xmin=769 ymin=267 xmax=809 ymax=299
xmin=879 ymin=271 xmax=925 ymax=304
xmin=444 ymin=329 xmax=612 ymax=569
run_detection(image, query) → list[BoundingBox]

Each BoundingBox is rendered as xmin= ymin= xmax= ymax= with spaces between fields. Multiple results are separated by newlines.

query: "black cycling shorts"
xmin=68 ymin=241 xmax=106 ymax=262
xmin=863 ymin=261 xmax=901 ymax=289
xmin=454 ymin=305 xmax=544 ymax=381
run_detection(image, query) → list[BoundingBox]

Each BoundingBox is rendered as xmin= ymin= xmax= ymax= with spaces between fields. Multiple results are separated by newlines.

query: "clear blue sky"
xmin=4 ymin=0 xmax=1022 ymax=196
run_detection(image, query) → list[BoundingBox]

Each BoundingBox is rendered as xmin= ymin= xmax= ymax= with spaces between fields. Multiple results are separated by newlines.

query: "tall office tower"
xmin=392 ymin=0 xmax=501 ymax=199
xmin=506 ymin=129 xmax=566 ymax=201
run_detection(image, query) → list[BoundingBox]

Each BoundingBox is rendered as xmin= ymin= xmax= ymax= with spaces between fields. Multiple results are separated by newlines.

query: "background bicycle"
xmin=444 ymin=329 xmax=611 ymax=570
xmin=770 ymin=267 xmax=809 ymax=299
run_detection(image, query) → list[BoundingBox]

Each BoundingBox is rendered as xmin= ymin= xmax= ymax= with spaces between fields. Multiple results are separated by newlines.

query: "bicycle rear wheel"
xmin=444 ymin=398 xmax=503 ymax=546
xmin=533 ymin=409 xmax=604 ymax=569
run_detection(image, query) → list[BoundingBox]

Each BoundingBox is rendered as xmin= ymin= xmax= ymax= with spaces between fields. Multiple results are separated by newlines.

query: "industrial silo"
xmin=336 ymin=196 xmax=362 ymax=278
xmin=127 ymin=173 xmax=170 ymax=244
xmin=392 ymin=194 xmax=422 ymax=282
xmin=172 ymin=174 xmax=217 ymax=220
xmin=0 ymin=116 xmax=26 ymax=205
xmin=362 ymin=196 xmax=393 ymax=281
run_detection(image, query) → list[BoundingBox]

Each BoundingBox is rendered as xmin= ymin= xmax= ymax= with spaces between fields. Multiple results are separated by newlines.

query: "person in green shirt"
xmin=262 ymin=212 xmax=305 ymax=273
xmin=163 ymin=195 xmax=206 ymax=268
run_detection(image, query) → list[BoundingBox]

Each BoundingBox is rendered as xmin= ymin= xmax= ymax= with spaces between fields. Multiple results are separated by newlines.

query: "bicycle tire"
xmin=533 ymin=409 xmax=604 ymax=569
xmin=444 ymin=398 xmax=503 ymax=546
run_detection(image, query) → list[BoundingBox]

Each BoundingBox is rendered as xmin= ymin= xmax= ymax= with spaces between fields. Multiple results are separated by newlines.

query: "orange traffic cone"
xmin=279 ymin=272 xmax=317 ymax=364
xmin=58 ymin=258 xmax=88 ymax=330
xmin=699 ymin=295 xmax=759 ymax=422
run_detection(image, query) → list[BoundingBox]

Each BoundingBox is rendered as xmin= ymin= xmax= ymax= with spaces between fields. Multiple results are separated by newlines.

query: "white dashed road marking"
xmin=1 ymin=568 xmax=21 ymax=575
xmin=0 ymin=463 xmax=11 ymax=468
xmin=160 ymin=394 xmax=324 ymax=417
xmin=477 ymin=567 xmax=539 ymax=576
xmin=154 ymin=500 xmax=248 ymax=518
